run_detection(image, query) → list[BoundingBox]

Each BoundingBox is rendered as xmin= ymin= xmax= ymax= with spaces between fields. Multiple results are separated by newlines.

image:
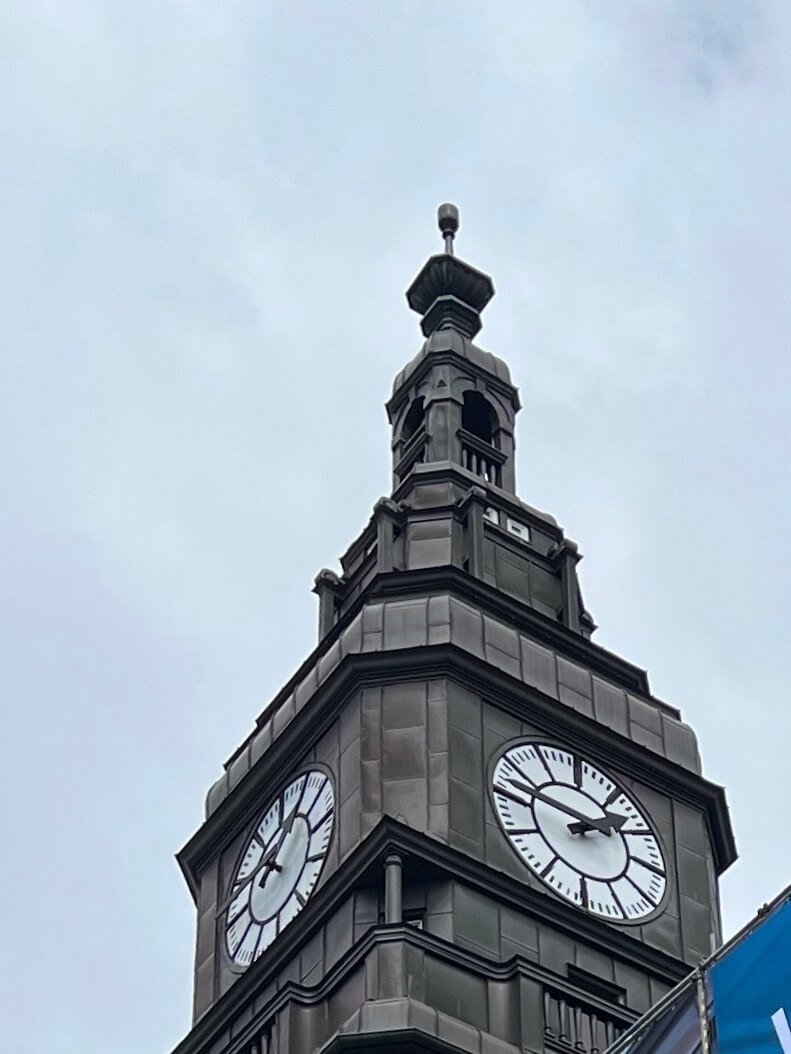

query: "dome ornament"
xmin=405 ymin=204 xmax=494 ymax=339
xmin=438 ymin=202 xmax=459 ymax=255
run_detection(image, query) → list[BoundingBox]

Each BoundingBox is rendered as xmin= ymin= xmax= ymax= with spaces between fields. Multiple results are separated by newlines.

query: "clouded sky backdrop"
xmin=2 ymin=2 xmax=790 ymax=1052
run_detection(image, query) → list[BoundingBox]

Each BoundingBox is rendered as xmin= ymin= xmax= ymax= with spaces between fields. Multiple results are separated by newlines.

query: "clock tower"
xmin=172 ymin=207 xmax=735 ymax=1054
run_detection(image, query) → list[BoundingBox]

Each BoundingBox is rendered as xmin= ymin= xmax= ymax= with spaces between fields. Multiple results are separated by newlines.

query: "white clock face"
xmin=491 ymin=741 xmax=667 ymax=923
xmin=224 ymin=770 xmax=335 ymax=969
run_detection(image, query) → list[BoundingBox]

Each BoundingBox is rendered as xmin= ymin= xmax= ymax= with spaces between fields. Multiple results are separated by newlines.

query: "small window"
xmin=483 ymin=506 xmax=499 ymax=526
xmin=506 ymin=518 xmax=530 ymax=543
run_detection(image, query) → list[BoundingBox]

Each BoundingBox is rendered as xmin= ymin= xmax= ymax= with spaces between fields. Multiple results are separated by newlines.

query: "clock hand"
xmin=502 ymin=777 xmax=624 ymax=836
xmin=216 ymin=806 xmax=299 ymax=917
xmin=568 ymin=813 xmax=627 ymax=835
xmin=265 ymin=804 xmax=300 ymax=875
xmin=216 ymin=843 xmax=280 ymax=917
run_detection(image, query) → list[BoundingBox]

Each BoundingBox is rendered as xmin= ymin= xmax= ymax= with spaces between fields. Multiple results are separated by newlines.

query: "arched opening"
xmin=461 ymin=391 xmax=496 ymax=445
xmin=401 ymin=397 xmax=425 ymax=444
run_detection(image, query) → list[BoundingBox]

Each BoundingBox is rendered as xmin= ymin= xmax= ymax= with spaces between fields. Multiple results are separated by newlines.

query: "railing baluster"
xmin=559 ymin=997 xmax=570 ymax=1043
xmin=573 ymin=1005 xmax=585 ymax=1050
xmin=540 ymin=986 xmax=627 ymax=1054
xmin=544 ymin=990 xmax=555 ymax=1037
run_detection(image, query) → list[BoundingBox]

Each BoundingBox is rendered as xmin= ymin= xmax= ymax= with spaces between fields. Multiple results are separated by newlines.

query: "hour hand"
xmin=568 ymin=812 xmax=626 ymax=836
xmin=216 ymin=833 xmax=285 ymax=917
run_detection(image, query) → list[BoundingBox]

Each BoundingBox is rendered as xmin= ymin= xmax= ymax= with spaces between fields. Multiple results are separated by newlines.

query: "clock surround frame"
xmin=487 ymin=736 xmax=671 ymax=927
xmin=222 ymin=761 xmax=337 ymax=973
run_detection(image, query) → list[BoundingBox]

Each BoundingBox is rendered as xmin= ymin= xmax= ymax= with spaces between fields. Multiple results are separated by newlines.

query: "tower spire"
xmin=406 ymin=202 xmax=494 ymax=339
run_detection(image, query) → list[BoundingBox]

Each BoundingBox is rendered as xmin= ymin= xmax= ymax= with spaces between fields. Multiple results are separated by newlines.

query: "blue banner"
xmin=710 ymin=896 xmax=791 ymax=1054
xmin=622 ymin=987 xmax=702 ymax=1054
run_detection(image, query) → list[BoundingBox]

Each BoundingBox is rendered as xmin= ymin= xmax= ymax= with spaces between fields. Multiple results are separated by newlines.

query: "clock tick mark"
xmin=539 ymin=856 xmax=558 ymax=878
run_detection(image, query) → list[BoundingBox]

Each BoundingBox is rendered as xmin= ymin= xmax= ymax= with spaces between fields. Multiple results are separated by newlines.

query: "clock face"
xmin=491 ymin=741 xmax=667 ymax=923
xmin=224 ymin=769 xmax=335 ymax=969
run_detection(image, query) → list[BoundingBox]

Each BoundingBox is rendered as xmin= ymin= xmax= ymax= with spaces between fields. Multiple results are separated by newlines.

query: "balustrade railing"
xmin=543 ymin=988 xmax=624 ymax=1054
xmin=459 ymin=430 xmax=502 ymax=486
xmin=237 ymin=1026 xmax=273 ymax=1054
xmin=395 ymin=427 xmax=427 ymax=482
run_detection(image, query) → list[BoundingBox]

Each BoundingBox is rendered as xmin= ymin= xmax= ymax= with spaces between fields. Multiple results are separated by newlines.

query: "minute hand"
xmin=504 ymin=777 xmax=624 ymax=836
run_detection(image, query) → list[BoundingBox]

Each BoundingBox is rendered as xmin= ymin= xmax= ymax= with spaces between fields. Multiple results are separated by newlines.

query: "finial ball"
xmin=437 ymin=202 xmax=459 ymax=235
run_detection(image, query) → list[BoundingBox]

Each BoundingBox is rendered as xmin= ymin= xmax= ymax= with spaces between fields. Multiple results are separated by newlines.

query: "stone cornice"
xmin=178 ymin=644 xmax=735 ymax=901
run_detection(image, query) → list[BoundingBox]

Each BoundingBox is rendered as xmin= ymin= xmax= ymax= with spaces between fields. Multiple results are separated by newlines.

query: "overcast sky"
xmin=2 ymin=2 xmax=790 ymax=1052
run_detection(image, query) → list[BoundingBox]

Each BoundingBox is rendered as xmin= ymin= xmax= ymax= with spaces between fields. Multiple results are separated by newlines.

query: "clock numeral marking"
xmin=227 ymin=891 xmax=250 ymax=928
xmin=625 ymin=834 xmax=663 ymax=871
xmin=539 ymin=856 xmax=558 ymax=879
xmin=494 ymin=785 xmax=533 ymax=811
xmin=608 ymin=883 xmax=628 ymax=920
xmin=573 ymin=754 xmax=583 ymax=787
xmin=278 ymin=897 xmax=301 ymax=932
xmin=310 ymin=810 xmax=333 ymax=834
xmin=509 ymin=756 xmax=538 ymax=788
xmin=295 ymin=890 xmax=307 ymax=908
xmin=255 ymin=799 xmax=282 ymax=846
xmin=300 ymin=773 xmax=328 ymax=817
xmin=625 ymin=873 xmax=658 ymax=906
xmin=253 ymin=919 xmax=278 ymax=963
xmin=624 ymin=876 xmax=658 ymax=910
xmin=235 ymin=922 xmax=261 ymax=966
xmin=627 ymin=854 xmax=664 ymax=877
xmin=230 ymin=917 xmax=253 ymax=959
xmin=580 ymin=877 xmax=589 ymax=909
xmin=508 ymin=827 xmax=539 ymax=836
xmin=292 ymin=775 xmax=308 ymax=814
xmin=535 ymin=746 xmax=556 ymax=781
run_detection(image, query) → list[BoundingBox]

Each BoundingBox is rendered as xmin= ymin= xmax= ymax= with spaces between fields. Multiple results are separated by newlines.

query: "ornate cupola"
xmin=311 ymin=206 xmax=596 ymax=643
xmin=390 ymin=204 xmax=520 ymax=496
